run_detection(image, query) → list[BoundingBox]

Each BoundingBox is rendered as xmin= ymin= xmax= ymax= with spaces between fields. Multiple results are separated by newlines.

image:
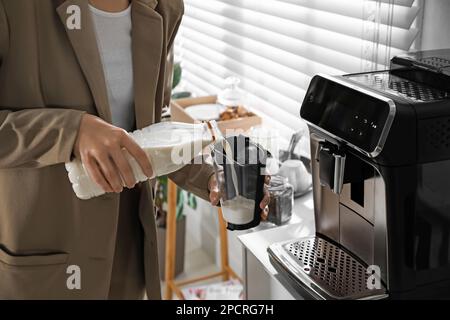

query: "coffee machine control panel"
xmin=300 ymin=75 xmax=395 ymax=156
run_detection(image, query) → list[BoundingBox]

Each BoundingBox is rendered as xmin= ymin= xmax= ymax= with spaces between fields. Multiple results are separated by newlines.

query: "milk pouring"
xmin=212 ymin=134 xmax=269 ymax=230
xmin=66 ymin=122 xmax=215 ymax=200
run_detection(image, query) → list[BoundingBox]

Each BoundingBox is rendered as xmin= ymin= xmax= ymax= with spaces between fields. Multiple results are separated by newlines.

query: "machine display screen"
xmin=300 ymin=75 xmax=392 ymax=154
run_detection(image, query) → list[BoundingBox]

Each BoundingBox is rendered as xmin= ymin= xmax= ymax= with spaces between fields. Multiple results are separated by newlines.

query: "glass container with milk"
xmin=66 ymin=121 xmax=216 ymax=200
xmin=212 ymin=134 xmax=269 ymax=230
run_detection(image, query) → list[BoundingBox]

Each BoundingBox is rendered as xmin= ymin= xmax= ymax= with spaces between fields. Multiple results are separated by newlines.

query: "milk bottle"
xmin=66 ymin=121 xmax=215 ymax=200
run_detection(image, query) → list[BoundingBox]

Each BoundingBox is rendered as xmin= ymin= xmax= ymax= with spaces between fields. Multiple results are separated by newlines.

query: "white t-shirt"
xmin=89 ymin=4 xmax=135 ymax=132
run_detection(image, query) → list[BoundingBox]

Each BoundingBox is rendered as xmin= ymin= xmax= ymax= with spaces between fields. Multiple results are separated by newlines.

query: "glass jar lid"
xmin=217 ymin=77 xmax=246 ymax=107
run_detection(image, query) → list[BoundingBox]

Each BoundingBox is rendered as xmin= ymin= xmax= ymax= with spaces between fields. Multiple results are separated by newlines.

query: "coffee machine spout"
xmin=317 ymin=143 xmax=346 ymax=194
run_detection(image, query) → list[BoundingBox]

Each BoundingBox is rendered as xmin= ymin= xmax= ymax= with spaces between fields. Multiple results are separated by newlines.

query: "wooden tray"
xmin=170 ymin=95 xmax=262 ymax=134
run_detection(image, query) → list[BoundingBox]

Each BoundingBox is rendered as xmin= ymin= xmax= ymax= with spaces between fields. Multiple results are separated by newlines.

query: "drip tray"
xmin=344 ymin=71 xmax=450 ymax=102
xmin=268 ymin=236 xmax=387 ymax=300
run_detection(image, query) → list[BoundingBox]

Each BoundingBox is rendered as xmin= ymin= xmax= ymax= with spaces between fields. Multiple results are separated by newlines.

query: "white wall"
xmin=420 ymin=0 xmax=450 ymax=50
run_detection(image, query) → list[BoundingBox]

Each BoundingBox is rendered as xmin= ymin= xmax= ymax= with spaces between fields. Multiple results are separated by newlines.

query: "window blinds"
xmin=174 ymin=0 xmax=422 ymax=133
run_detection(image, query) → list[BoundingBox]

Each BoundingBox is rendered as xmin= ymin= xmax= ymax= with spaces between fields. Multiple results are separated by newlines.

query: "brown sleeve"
xmin=168 ymin=155 xmax=216 ymax=202
xmin=0 ymin=108 xmax=85 ymax=169
xmin=0 ymin=3 xmax=85 ymax=169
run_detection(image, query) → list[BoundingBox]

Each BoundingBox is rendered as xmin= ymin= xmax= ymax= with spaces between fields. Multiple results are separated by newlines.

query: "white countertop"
xmin=238 ymin=192 xmax=316 ymax=277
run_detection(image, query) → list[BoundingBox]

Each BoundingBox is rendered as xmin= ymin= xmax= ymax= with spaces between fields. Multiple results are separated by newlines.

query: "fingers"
xmin=208 ymin=174 xmax=217 ymax=192
xmin=210 ymin=190 xmax=220 ymax=206
xmin=208 ymin=174 xmax=221 ymax=206
xmin=121 ymin=134 xmax=153 ymax=178
xmin=96 ymin=153 xmax=123 ymax=193
xmin=260 ymin=206 xmax=269 ymax=221
xmin=111 ymin=148 xmax=136 ymax=188
xmin=260 ymin=176 xmax=271 ymax=220
xmin=83 ymin=154 xmax=113 ymax=193
xmin=260 ymin=195 xmax=270 ymax=210
xmin=260 ymin=185 xmax=270 ymax=210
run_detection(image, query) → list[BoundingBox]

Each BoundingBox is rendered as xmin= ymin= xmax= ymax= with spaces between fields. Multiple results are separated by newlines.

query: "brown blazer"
xmin=0 ymin=0 xmax=213 ymax=299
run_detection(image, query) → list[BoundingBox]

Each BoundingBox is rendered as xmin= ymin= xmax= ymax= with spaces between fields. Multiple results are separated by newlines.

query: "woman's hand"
xmin=208 ymin=174 xmax=271 ymax=220
xmin=73 ymin=114 xmax=153 ymax=193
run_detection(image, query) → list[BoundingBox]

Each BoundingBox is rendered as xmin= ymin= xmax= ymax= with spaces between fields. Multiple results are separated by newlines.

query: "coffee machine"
xmin=268 ymin=49 xmax=450 ymax=299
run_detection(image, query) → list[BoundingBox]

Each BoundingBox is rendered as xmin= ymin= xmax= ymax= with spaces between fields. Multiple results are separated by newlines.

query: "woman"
xmin=0 ymin=0 xmax=269 ymax=299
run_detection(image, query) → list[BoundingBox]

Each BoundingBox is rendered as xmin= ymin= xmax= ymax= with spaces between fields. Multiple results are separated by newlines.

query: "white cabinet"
xmin=239 ymin=195 xmax=315 ymax=300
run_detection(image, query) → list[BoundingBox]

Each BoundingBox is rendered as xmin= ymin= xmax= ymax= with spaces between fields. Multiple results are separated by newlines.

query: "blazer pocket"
xmin=0 ymin=247 xmax=68 ymax=267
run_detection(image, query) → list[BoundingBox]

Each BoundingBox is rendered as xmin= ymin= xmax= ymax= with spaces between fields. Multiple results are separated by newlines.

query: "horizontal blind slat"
xmin=247 ymin=94 xmax=305 ymax=132
xmin=184 ymin=3 xmax=416 ymax=55
xmin=180 ymin=23 xmax=353 ymax=72
xmin=182 ymin=15 xmax=374 ymax=72
xmin=234 ymin=0 xmax=419 ymax=29
xmin=198 ymin=0 xmax=419 ymax=29
xmin=179 ymin=29 xmax=341 ymax=88
xmin=182 ymin=71 xmax=221 ymax=95
xmin=187 ymin=0 xmax=418 ymax=50
xmin=377 ymin=0 xmax=415 ymax=6
xmin=181 ymin=15 xmax=403 ymax=75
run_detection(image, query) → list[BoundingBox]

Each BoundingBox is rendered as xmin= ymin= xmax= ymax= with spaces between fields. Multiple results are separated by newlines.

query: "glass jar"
xmin=267 ymin=175 xmax=294 ymax=226
xmin=217 ymin=77 xmax=246 ymax=107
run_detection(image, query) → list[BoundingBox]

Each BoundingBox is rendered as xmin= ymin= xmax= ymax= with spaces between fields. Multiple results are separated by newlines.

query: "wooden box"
xmin=170 ymin=95 xmax=262 ymax=134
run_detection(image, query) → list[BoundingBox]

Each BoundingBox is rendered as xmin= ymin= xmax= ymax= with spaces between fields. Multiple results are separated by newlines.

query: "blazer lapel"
xmin=54 ymin=0 xmax=164 ymax=129
xmin=55 ymin=0 xmax=112 ymax=122
xmin=131 ymin=0 xmax=163 ymax=129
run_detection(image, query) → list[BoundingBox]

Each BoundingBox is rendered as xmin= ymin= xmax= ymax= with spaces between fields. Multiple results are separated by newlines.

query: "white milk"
xmin=221 ymin=195 xmax=256 ymax=225
xmin=66 ymin=122 xmax=214 ymax=200
xmin=208 ymin=122 xmax=257 ymax=226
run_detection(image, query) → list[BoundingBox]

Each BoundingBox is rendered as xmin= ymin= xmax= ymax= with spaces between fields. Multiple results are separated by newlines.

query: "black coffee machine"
xmin=269 ymin=49 xmax=450 ymax=299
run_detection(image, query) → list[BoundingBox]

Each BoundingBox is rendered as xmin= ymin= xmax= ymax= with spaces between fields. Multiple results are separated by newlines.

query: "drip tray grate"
xmin=269 ymin=236 xmax=386 ymax=299
xmin=416 ymin=56 xmax=450 ymax=70
xmin=345 ymin=71 xmax=450 ymax=102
